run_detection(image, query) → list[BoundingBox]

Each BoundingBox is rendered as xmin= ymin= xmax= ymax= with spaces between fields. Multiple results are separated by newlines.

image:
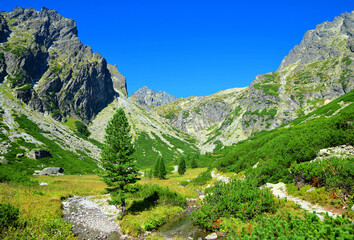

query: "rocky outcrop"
xmin=130 ymin=86 xmax=177 ymax=107
xmin=0 ymin=7 xmax=116 ymax=122
xmin=108 ymin=64 xmax=127 ymax=97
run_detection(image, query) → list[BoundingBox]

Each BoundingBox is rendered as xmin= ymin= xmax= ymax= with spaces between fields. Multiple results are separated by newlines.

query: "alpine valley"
xmin=0 ymin=6 xmax=353 ymax=240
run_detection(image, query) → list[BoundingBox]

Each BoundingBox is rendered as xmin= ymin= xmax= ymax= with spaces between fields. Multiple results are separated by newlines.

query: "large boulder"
xmin=34 ymin=167 xmax=64 ymax=175
xmin=29 ymin=149 xmax=52 ymax=159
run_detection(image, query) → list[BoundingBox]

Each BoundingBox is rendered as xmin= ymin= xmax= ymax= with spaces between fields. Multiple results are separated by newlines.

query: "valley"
xmin=0 ymin=6 xmax=353 ymax=240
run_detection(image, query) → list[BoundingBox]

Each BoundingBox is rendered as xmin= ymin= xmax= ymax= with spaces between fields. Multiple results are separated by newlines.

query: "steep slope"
xmin=0 ymin=7 xmax=125 ymax=122
xmin=0 ymin=83 xmax=101 ymax=177
xmin=89 ymin=96 xmax=199 ymax=168
xmin=130 ymin=86 xmax=177 ymax=107
xmin=155 ymin=11 xmax=354 ymax=151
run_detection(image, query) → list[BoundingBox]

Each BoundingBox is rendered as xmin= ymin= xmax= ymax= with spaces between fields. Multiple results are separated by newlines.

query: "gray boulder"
xmin=34 ymin=167 xmax=64 ymax=175
xmin=29 ymin=149 xmax=52 ymax=159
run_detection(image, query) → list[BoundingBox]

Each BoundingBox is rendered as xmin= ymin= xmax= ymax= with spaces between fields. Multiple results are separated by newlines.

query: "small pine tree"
xmin=178 ymin=158 xmax=186 ymax=175
xmin=158 ymin=158 xmax=167 ymax=179
xmin=191 ymin=158 xmax=198 ymax=168
xmin=148 ymin=169 xmax=153 ymax=179
xmin=99 ymin=108 xmax=140 ymax=216
xmin=154 ymin=157 xmax=161 ymax=178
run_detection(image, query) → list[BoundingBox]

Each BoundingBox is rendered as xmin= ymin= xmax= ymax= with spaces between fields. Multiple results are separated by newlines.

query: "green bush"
xmin=191 ymin=169 xmax=212 ymax=186
xmin=74 ymin=120 xmax=90 ymax=137
xmin=0 ymin=203 xmax=19 ymax=231
xmin=191 ymin=179 xmax=277 ymax=230
xmin=231 ymin=212 xmax=353 ymax=239
xmin=291 ymin=157 xmax=354 ymax=196
xmin=129 ymin=184 xmax=186 ymax=212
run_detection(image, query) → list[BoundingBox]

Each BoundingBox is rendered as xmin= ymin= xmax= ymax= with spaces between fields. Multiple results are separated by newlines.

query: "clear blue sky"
xmin=1 ymin=1 xmax=353 ymax=98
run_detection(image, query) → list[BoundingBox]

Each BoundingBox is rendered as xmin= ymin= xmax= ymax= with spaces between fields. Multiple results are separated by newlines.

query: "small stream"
xmin=158 ymin=212 xmax=212 ymax=240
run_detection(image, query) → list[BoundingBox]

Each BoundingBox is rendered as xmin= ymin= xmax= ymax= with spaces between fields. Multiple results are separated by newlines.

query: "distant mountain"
xmin=130 ymin=86 xmax=177 ymax=107
xmin=155 ymin=11 xmax=354 ymax=152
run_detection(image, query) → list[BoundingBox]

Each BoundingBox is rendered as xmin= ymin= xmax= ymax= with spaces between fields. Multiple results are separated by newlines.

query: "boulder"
xmin=16 ymin=153 xmax=24 ymax=158
xmin=30 ymin=149 xmax=52 ymax=159
xmin=34 ymin=167 xmax=64 ymax=175
xmin=205 ymin=233 xmax=218 ymax=240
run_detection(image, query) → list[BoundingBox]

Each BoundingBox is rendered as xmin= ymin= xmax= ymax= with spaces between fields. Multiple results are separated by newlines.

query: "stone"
xmin=306 ymin=187 xmax=315 ymax=193
xmin=130 ymin=86 xmax=177 ymax=107
xmin=351 ymin=205 xmax=354 ymax=211
xmin=34 ymin=167 xmax=64 ymax=175
xmin=39 ymin=182 xmax=49 ymax=186
xmin=16 ymin=153 xmax=24 ymax=158
xmin=205 ymin=233 xmax=218 ymax=240
xmin=30 ymin=149 xmax=52 ymax=159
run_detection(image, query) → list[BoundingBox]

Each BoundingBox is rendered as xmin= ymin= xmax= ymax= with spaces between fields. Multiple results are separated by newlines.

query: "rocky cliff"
xmin=155 ymin=11 xmax=354 ymax=152
xmin=130 ymin=86 xmax=177 ymax=107
xmin=0 ymin=7 xmax=127 ymax=122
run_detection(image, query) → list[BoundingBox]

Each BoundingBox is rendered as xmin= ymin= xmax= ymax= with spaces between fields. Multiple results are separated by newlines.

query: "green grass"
xmin=0 ymin=175 xmax=106 ymax=239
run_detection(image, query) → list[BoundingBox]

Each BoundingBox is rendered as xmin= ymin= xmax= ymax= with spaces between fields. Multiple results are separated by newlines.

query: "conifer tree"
xmin=99 ymin=108 xmax=139 ymax=216
xmin=178 ymin=157 xmax=186 ymax=175
xmin=191 ymin=158 xmax=198 ymax=168
xmin=158 ymin=158 xmax=167 ymax=179
xmin=154 ymin=157 xmax=161 ymax=178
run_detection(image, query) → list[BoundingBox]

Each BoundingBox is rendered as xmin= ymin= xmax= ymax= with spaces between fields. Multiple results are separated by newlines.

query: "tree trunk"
xmin=121 ymin=198 xmax=126 ymax=216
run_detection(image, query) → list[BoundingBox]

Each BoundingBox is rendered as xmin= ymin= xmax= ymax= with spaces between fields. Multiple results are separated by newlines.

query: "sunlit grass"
xmin=139 ymin=167 xmax=207 ymax=198
xmin=0 ymin=175 xmax=107 ymax=239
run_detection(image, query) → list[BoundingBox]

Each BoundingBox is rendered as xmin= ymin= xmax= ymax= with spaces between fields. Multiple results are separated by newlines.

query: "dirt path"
xmin=62 ymin=195 xmax=121 ymax=240
xmin=265 ymin=183 xmax=340 ymax=220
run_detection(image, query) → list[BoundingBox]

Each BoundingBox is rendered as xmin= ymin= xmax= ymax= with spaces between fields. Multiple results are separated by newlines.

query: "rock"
xmin=29 ymin=149 xmax=52 ymax=159
xmin=130 ymin=86 xmax=177 ymax=107
xmin=0 ymin=157 xmax=10 ymax=164
xmin=16 ymin=153 xmax=24 ymax=158
xmin=34 ymin=167 xmax=64 ymax=175
xmin=39 ymin=182 xmax=49 ymax=186
xmin=217 ymin=175 xmax=230 ymax=183
xmin=306 ymin=187 xmax=315 ymax=193
xmin=205 ymin=233 xmax=218 ymax=240
xmin=351 ymin=205 xmax=354 ymax=211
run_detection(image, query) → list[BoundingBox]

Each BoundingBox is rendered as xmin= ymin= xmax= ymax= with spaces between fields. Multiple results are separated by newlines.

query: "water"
xmin=158 ymin=213 xmax=212 ymax=240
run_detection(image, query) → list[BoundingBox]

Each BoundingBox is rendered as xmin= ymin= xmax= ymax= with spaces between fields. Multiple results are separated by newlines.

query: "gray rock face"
xmin=130 ymin=86 xmax=177 ymax=107
xmin=34 ymin=167 xmax=64 ymax=175
xmin=0 ymin=7 xmax=116 ymax=122
xmin=278 ymin=11 xmax=354 ymax=71
xmin=107 ymin=64 xmax=127 ymax=97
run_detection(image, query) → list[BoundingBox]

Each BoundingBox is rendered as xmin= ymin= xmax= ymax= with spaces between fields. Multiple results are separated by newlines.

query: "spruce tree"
xmin=191 ymin=158 xmax=198 ymax=168
xmin=99 ymin=108 xmax=139 ymax=216
xmin=154 ymin=157 xmax=161 ymax=178
xmin=158 ymin=158 xmax=167 ymax=179
xmin=178 ymin=157 xmax=186 ymax=175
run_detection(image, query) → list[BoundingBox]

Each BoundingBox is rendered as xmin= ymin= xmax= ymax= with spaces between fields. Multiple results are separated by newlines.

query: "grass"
xmin=139 ymin=167 xmax=207 ymax=198
xmin=0 ymin=175 xmax=106 ymax=239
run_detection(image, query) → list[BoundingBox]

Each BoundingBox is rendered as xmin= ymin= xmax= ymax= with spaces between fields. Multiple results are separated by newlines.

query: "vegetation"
xmin=178 ymin=157 xmax=186 ymax=175
xmin=74 ymin=120 xmax=90 ymax=137
xmin=191 ymin=179 xmax=277 ymax=230
xmin=99 ymin=108 xmax=140 ymax=215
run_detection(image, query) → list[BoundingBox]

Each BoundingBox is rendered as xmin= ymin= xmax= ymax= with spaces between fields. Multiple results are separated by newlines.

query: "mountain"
xmin=0 ymin=7 xmax=127 ymax=123
xmin=130 ymin=86 xmax=177 ymax=107
xmin=155 ymin=11 xmax=354 ymax=152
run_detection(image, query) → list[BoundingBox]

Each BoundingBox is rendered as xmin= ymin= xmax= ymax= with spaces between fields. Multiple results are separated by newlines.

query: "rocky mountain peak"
xmin=130 ymin=86 xmax=177 ymax=107
xmin=0 ymin=7 xmax=117 ymax=122
xmin=278 ymin=11 xmax=354 ymax=71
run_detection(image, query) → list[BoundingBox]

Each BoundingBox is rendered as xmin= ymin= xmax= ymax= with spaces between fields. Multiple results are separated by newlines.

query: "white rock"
xmin=205 ymin=233 xmax=218 ymax=240
xmin=39 ymin=182 xmax=49 ymax=186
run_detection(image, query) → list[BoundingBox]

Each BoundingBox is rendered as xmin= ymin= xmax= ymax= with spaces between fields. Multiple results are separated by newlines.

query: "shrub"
xmin=74 ymin=120 xmax=90 ymax=137
xmin=191 ymin=169 xmax=212 ymax=186
xmin=0 ymin=203 xmax=19 ymax=231
xmin=191 ymin=179 xmax=277 ymax=230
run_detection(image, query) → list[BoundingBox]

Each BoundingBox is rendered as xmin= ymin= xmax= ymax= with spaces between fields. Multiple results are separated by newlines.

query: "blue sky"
xmin=1 ymin=1 xmax=353 ymax=98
